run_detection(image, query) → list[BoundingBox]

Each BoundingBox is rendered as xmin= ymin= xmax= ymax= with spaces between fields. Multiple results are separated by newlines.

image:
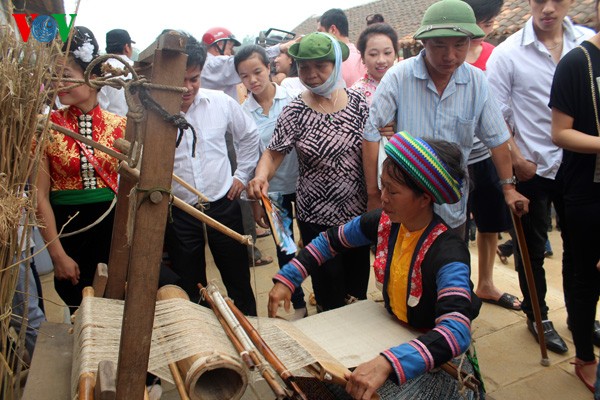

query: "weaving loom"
xmin=71 ymin=285 xmax=419 ymax=400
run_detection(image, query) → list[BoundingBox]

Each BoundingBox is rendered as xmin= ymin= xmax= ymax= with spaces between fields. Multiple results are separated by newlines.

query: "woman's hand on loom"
xmin=267 ymin=282 xmax=292 ymax=318
xmin=345 ymin=355 xmax=392 ymax=400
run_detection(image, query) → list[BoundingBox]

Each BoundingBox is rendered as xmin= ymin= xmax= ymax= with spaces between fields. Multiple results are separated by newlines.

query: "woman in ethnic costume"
xmin=36 ymin=27 xmax=125 ymax=312
xmin=247 ymin=32 xmax=370 ymax=312
xmin=268 ymin=131 xmax=483 ymax=399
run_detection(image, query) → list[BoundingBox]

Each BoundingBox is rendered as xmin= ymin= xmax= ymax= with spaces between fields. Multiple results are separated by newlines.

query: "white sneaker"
xmin=147 ymin=384 xmax=162 ymax=400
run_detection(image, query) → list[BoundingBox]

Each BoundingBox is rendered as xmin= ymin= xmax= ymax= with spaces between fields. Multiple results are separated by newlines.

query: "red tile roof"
xmin=292 ymin=0 xmax=597 ymax=49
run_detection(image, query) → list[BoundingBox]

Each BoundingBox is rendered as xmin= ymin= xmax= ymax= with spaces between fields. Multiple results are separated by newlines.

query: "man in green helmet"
xmin=363 ymin=0 xmax=527 ymax=231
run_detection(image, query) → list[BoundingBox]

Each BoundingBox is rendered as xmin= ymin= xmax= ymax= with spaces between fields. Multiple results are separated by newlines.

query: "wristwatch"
xmin=499 ymin=176 xmax=517 ymax=186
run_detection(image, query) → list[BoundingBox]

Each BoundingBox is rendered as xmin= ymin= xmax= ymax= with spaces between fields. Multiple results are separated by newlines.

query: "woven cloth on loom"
xmin=70 ymin=296 xmax=345 ymax=398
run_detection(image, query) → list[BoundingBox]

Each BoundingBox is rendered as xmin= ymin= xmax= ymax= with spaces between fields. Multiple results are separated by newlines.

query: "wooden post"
xmin=103 ymin=65 xmax=141 ymax=300
xmin=114 ymin=32 xmax=188 ymax=400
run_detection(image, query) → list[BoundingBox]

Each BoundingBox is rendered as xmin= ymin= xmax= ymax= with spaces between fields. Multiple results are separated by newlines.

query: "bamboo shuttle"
xmin=156 ymin=285 xmax=247 ymax=400
xmin=224 ymin=298 xmax=308 ymax=400
xmin=200 ymin=284 xmax=290 ymax=400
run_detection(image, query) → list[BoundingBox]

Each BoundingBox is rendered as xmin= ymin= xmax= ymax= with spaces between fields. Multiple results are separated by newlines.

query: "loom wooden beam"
xmin=113 ymin=32 xmax=188 ymax=400
xmin=94 ymin=361 xmax=116 ymax=400
xmin=92 ymin=263 xmax=108 ymax=299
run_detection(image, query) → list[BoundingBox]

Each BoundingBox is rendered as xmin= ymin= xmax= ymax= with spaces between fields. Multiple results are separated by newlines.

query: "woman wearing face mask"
xmin=352 ymin=23 xmax=398 ymax=106
xmin=234 ymin=45 xmax=307 ymax=320
xmin=247 ymin=32 xmax=370 ymax=312
xmin=36 ymin=26 xmax=125 ymax=312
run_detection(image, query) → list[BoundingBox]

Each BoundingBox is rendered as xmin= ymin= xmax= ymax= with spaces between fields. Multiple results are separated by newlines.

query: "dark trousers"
xmin=164 ymin=197 xmax=257 ymax=316
xmin=274 ymin=193 xmax=305 ymax=309
xmin=564 ymin=200 xmax=600 ymax=361
xmin=53 ymin=201 xmax=115 ymax=314
xmin=514 ymin=175 xmax=570 ymax=321
xmin=297 ymin=220 xmax=370 ymax=311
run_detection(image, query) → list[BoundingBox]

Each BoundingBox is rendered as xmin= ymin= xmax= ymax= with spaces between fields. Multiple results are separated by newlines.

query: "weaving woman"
xmin=268 ymin=131 xmax=483 ymax=399
xmin=35 ymin=26 xmax=125 ymax=313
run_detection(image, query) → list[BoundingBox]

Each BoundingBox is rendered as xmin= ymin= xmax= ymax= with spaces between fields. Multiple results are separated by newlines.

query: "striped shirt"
xmin=364 ymin=51 xmax=509 ymax=227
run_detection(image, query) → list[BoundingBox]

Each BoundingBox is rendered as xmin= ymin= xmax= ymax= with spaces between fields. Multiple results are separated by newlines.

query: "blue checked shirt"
xmin=364 ymin=51 xmax=510 ymax=227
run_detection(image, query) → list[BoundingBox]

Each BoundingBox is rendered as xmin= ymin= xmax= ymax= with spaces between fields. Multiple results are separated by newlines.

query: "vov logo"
xmin=12 ymin=14 xmax=77 ymax=43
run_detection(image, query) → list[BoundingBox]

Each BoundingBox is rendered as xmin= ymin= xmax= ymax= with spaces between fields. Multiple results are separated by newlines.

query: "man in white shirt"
xmin=317 ymin=8 xmax=367 ymax=87
xmin=487 ymin=0 xmax=594 ymax=354
xmin=98 ymin=29 xmax=135 ymax=117
xmin=164 ymin=35 xmax=260 ymax=316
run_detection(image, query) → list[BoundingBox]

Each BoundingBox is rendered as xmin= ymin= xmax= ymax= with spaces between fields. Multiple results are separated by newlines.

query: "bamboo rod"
xmin=198 ymin=285 xmax=256 ymax=370
xmin=113 ymin=138 xmax=209 ymax=203
xmin=224 ymin=297 xmax=308 ymax=400
xmin=119 ymin=162 xmax=252 ymax=246
xmin=200 ymin=284 xmax=290 ymax=400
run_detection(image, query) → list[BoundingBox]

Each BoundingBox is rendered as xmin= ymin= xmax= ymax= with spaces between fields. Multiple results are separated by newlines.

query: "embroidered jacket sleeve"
xmin=273 ymin=209 xmax=381 ymax=291
xmin=381 ymin=235 xmax=474 ymax=385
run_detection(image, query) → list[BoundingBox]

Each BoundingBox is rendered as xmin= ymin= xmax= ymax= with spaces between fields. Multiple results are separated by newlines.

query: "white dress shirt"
xmin=172 ymin=88 xmax=260 ymax=203
xmin=487 ymin=17 xmax=594 ymax=179
xmin=97 ymin=55 xmax=134 ymax=117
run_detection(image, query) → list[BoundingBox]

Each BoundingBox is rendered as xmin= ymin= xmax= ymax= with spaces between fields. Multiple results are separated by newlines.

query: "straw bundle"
xmin=0 ymin=25 xmax=58 ymax=399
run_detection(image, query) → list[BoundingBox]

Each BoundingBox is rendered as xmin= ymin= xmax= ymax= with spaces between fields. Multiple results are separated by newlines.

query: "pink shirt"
xmin=342 ymin=42 xmax=367 ymax=88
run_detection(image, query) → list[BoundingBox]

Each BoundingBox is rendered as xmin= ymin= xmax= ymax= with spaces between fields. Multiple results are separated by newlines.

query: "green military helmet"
xmin=414 ymin=0 xmax=485 ymax=40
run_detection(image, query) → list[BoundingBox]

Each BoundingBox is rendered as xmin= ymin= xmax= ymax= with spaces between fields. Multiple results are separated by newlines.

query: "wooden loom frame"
xmin=100 ymin=31 xmax=188 ymax=399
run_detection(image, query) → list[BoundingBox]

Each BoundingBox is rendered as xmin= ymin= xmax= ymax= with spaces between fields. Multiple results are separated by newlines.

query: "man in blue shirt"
xmin=363 ymin=0 xmax=527 ymax=234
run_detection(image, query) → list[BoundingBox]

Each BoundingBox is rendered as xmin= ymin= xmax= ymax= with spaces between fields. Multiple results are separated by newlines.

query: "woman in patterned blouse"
xmin=247 ymin=32 xmax=370 ymax=312
xmin=36 ymin=27 xmax=125 ymax=312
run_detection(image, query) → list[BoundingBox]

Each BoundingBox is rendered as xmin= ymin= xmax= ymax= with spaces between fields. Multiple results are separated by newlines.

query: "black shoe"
xmin=527 ymin=319 xmax=568 ymax=354
xmin=593 ymin=321 xmax=600 ymax=347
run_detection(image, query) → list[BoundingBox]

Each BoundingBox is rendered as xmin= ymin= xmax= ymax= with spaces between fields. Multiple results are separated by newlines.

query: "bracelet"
xmin=499 ymin=176 xmax=517 ymax=186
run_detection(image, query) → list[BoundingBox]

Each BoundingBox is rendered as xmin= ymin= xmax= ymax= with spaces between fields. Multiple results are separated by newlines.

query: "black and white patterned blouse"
xmin=269 ymin=88 xmax=368 ymax=226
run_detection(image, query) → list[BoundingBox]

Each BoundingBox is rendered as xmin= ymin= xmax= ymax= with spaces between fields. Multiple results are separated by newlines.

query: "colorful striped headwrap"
xmin=384 ymin=131 xmax=462 ymax=204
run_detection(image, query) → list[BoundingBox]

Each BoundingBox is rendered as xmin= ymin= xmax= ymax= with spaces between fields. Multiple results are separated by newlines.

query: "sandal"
xmin=496 ymin=248 xmax=508 ymax=265
xmin=256 ymin=227 xmax=271 ymax=238
xmin=571 ymin=358 xmax=597 ymax=392
xmin=252 ymin=255 xmax=273 ymax=267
